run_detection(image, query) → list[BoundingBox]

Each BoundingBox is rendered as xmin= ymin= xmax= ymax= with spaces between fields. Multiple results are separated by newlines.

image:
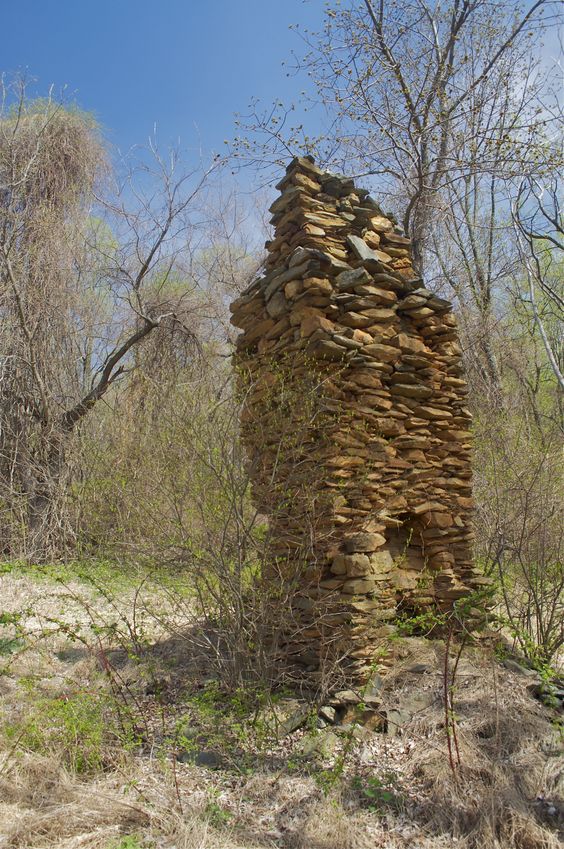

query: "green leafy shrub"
xmin=351 ymin=772 xmax=404 ymax=814
xmin=4 ymin=689 xmax=133 ymax=774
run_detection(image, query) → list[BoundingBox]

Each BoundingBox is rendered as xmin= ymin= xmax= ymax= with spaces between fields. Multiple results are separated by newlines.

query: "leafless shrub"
xmin=474 ymin=411 xmax=563 ymax=666
xmin=0 ymin=77 xmax=224 ymax=560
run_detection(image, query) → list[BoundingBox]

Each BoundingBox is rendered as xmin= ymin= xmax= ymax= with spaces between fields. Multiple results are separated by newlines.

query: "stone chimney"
xmin=230 ymin=156 xmax=485 ymax=685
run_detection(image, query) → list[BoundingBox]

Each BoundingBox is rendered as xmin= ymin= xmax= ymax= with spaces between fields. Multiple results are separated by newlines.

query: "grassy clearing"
xmin=0 ymin=561 xmax=562 ymax=849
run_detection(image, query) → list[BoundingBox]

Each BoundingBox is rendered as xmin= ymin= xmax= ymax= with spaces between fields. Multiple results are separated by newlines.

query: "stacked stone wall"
xmin=230 ymin=156 xmax=485 ymax=684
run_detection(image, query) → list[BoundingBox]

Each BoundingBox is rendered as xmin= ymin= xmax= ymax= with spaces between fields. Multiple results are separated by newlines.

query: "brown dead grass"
xmin=0 ymin=570 xmax=562 ymax=849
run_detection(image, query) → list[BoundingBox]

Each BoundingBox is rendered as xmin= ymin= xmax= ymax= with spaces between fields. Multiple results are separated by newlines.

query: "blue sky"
xmin=3 ymin=0 xmax=326 ymax=155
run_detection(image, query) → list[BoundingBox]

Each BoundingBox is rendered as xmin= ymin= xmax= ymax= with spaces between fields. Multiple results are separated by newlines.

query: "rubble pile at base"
xmin=230 ymin=156 xmax=486 ymax=684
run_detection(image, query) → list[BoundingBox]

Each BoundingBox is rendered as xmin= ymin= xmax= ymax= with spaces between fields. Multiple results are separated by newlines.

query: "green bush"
xmin=4 ymin=689 xmax=132 ymax=774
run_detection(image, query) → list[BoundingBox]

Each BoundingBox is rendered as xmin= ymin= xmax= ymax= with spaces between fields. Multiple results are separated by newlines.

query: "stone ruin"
xmin=230 ymin=156 xmax=486 ymax=687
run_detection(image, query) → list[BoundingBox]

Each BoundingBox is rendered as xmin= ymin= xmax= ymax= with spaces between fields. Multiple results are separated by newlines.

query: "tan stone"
xmin=309 ymin=339 xmax=348 ymax=361
xmin=300 ymin=314 xmax=335 ymax=338
xmin=348 ymin=377 xmax=383 ymax=394
xmin=289 ymin=305 xmax=323 ymax=326
xmin=363 ymin=343 xmax=401 ymax=362
xmin=304 ymin=276 xmax=333 ymax=294
xmin=391 ymin=570 xmax=419 ymax=590
xmin=382 ymin=246 xmax=410 ymax=258
xmin=381 ymin=231 xmax=411 ymax=247
xmin=363 ymin=230 xmax=381 ymax=248
xmin=340 ymin=311 xmax=374 ymax=328
xmin=353 ymin=285 xmax=397 ymax=305
xmin=332 ymin=553 xmax=372 ymax=577
xmin=231 ymin=155 xmax=478 ymax=688
xmin=392 ymin=333 xmax=427 ymax=353
xmin=284 ymin=280 xmax=303 ymax=298
xmin=421 ymin=511 xmax=454 ymax=529
xmin=291 ymin=172 xmax=322 ymax=192
xmin=369 ymin=215 xmax=394 ymax=232
xmin=344 ymin=532 xmax=387 ymax=553
xmin=369 ymin=550 xmax=394 ymax=572
xmin=342 ymin=578 xmax=377 ymax=594
xmin=390 ymin=383 xmax=433 ymax=400
xmin=363 ymin=307 xmax=396 ymax=321
xmin=411 ymin=501 xmax=446 ymax=515
xmin=351 ymin=328 xmax=374 ymax=344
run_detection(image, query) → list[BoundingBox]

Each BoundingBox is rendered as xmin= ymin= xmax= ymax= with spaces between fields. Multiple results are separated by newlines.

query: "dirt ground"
xmin=0 ymin=566 xmax=562 ymax=849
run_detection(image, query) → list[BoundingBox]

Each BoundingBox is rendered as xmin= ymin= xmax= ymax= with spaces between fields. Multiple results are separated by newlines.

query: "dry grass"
xmin=0 ymin=568 xmax=562 ymax=849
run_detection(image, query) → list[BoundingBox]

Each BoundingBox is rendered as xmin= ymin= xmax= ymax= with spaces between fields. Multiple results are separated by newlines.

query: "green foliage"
xmin=0 ymin=557 xmax=136 ymax=592
xmin=0 ymin=609 xmax=26 ymax=658
xmin=204 ymin=788 xmax=233 ymax=827
xmin=173 ymin=680 xmax=280 ymax=772
xmin=107 ymin=836 xmax=150 ymax=849
xmin=394 ymin=607 xmax=448 ymax=637
xmin=3 ymin=690 xmax=129 ymax=774
xmin=351 ymin=772 xmax=404 ymax=814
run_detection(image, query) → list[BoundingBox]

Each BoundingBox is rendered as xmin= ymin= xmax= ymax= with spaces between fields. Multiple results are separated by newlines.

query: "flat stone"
xmin=300 ymin=314 xmax=335 ymax=338
xmin=339 ymin=311 xmax=374 ymax=328
xmin=391 ymin=569 xmax=419 ymax=590
xmin=381 ymin=231 xmax=411 ymax=246
xmin=319 ymin=705 xmax=337 ymax=724
xmin=263 ymin=260 xmax=318 ymax=300
xmin=364 ymin=673 xmax=384 ymax=698
xmin=396 ymin=294 xmax=428 ymax=310
xmin=332 ymin=689 xmax=361 ymax=704
xmin=406 ymin=662 xmax=432 ymax=674
xmin=392 ymin=333 xmax=427 ymax=353
xmin=352 ymin=285 xmax=397 ymax=304
xmin=284 ymin=279 xmax=303 ymax=298
xmin=265 ymin=291 xmax=288 ymax=319
xmin=372 ymin=272 xmax=409 ymax=290
xmin=177 ymin=748 xmax=223 ymax=769
xmin=289 ymin=246 xmax=314 ymax=267
xmin=363 ymin=230 xmax=381 ymax=248
xmin=332 ymin=333 xmax=363 ymax=349
xmin=303 ymin=276 xmax=333 ymax=294
xmin=390 ymin=383 xmax=433 ymax=399
xmin=342 ymin=577 xmax=377 ymax=594
xmin=288 ymin=247 xmax=352 ymax=273
xmin=279 ymin=706 xmax=311 ymax=736
xmin=309 ymin=339 xmax=348 ymax=361
xmin=369 ymin=215 xmax=394 ymax=232
xmin=332 ymin=553 xmax=373 ymax=577
xmin=362 ymin=307 xmax=396 ymax=321
xmin=414 ymin=405 xmax=453 ymax=419
xmin=370 ymin=550 xmax=394 ymax=572
xmin=502 ymin=659 xmax=538 ymax=677
xmin=344 ymin=532 xmax=387 ymax=553
xmin=269 ymin=186 xmax=306 ymax=214
xmin=385 ymin=691 xmax=435 ymax=737
xmin=411 ymin=501 xmax=446 ymax=516
xmin=285 ymin=155 xmax=324 ymax=176
xmin=290 ymin=171 xmax=322 ymax=192
xmin=335 ymin=267 xmax=372 ymax=291
xmin=236 ymin=317 xmax=275 ymax=347
xmin=297 ymin=730 xmax=339 ymax=758
xmin=303 ymin=211 xmax=348 ymax=228
xmin=363 ymin=343 xmax=400 ymax=362
xmin=427 ymin=294 xmax=452 ymax=312
xmin=347 ymin=234 xmax=391 ymax=265
xmin=289 ymin=304 xmax=324 ymax=326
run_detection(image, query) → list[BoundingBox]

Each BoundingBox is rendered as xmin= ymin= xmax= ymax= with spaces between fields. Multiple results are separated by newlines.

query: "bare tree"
xmin=235 ymin=0 xmax=561 ymax=266
xmin=511 ymin=175 xmax=564 ymax=393
xmin=233 ymin=2 xmax=562 ymax=395
xmin=0 ymin=79 xmax=222 ymax=558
